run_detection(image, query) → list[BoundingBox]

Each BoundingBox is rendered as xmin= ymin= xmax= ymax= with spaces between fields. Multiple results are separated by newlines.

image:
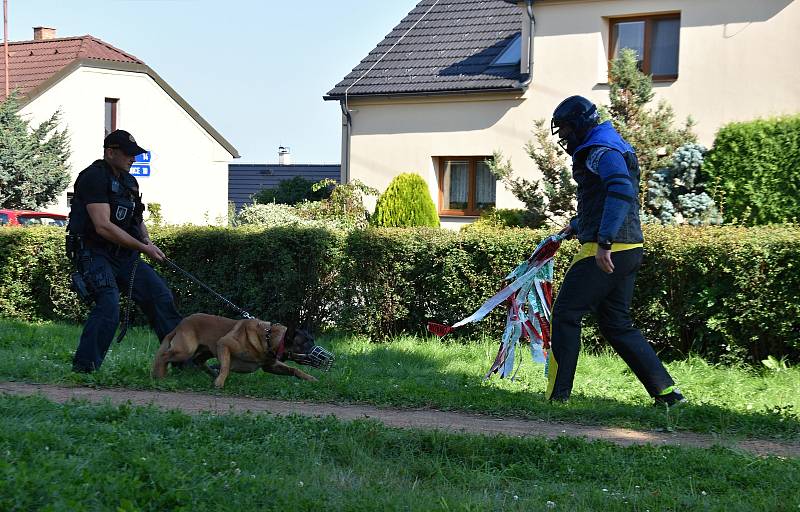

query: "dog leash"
xmin=161 ymin=257 xmax=254 ymax=319
xmin=115 ymin=259 xmax=139 ymax=344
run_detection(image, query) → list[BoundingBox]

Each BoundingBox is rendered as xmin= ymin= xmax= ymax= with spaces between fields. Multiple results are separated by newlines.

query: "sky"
xmin=5 ymin=0 xmax=420 ymax=164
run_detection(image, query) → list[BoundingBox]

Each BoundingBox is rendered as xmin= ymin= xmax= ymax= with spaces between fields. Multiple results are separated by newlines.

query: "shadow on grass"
xmin=0 ymin=319 xmax=797 ymax=441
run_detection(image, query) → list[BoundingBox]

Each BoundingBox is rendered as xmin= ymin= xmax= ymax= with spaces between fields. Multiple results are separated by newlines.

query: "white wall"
xmin=19 ymin=66 xmax=234 ymax=225
xmin=344 ymin=0 xmax=800 ymax=228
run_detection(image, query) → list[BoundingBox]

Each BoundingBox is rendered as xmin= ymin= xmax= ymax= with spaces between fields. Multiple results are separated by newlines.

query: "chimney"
xmin=33 ymin=27 xmax=56 ymax=41
xmin=278 ymin=146 xmax=292 ymax=165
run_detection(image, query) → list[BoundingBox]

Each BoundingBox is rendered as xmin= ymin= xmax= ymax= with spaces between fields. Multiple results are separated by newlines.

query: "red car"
xmin=0 ymin=209 xmax=68 ymax=227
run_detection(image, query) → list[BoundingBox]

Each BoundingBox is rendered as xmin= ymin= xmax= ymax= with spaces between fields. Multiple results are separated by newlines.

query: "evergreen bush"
xmin=644 ymin=143 xmax=722 ymax=226
xmin=702 ymin=115 xmax=800 ymax=225
xmin=252 ymin=176 xmax=330 ymax=205
xmin=371 ymin=173 xmax=439 ymax=227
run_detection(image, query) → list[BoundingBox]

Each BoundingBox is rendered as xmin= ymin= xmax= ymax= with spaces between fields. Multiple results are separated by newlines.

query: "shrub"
xmin=236 ymin=203 xmax=310 ymax=227
xmin=371 ymin=173 xmax=439 ymax=228
xmin=252 ymin=176 xmax=330 ymax=205
xmin=644 ymin=143 xmax=722 ymax=226
xmin=2 ymin=225 xmax=799 ymax=363
xmin=461 ymin=208 xmax=531 ymax=230
xmin=702 ymin=115 xmax=800 ymax=225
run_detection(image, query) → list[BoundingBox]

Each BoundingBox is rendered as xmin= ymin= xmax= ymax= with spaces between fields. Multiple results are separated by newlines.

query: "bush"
xmin=702 ymin=115 xmax=800 ymax=225
xmin=371 ymin=173 xmax=439 ymax=227
xmin=252 ymin=176 xmax=330 ymax=205
xmin=1 ymin=225 xmax=799 ymax=363
xmin=461 ymin=208 xmax=532 ymax=230
xmin=644 ymin=143 xmax=722 ymax=226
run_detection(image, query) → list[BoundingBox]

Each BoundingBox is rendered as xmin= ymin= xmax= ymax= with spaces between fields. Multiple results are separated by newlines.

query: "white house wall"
xmin=345 ymin=0 xmax=800 ymax=229
xmin=19 ymin=66 xmax=232 ymax=225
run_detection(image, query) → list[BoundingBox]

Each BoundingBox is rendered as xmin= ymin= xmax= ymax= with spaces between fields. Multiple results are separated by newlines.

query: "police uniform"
xmin=67 ymin=132 xmax=182 ymax=373
xmin=546 ymin=117 xmax=677 ymax=402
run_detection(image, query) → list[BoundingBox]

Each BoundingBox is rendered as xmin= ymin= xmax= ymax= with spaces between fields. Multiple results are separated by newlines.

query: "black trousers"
xmin=546 ymin=247 xmax=674 ymax=400
xmin=72 ymin=248 xmax=183 ymax=371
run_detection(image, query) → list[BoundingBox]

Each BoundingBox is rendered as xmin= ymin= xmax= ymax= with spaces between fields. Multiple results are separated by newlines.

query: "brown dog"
xmin=152 ymin=313 xmax=317 ymax=387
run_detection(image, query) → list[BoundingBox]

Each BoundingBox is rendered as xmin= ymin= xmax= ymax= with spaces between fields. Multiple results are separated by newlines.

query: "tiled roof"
xmin=326 ymin=0 xmax=524 ymax=99
xmin=0 ymin=35 xmax=142 ymax=101
xmin=228 ymin=164 xmax=341 ymax=211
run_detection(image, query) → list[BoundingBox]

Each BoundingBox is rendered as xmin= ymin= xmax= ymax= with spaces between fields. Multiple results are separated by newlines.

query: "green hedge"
xmin=703 ymin=114 xmax=800 ymax=225
xmin=1 ymin=225 xmax=799 ymax=362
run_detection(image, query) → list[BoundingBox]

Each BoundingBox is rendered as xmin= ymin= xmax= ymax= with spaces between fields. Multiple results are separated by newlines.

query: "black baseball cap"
xmin=103 ymin=129 xmax=147 ymax=156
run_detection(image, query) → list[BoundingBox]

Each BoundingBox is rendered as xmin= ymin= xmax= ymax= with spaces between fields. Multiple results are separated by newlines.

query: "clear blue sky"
xmin=6 ymin=0 xmax=419 ymax=164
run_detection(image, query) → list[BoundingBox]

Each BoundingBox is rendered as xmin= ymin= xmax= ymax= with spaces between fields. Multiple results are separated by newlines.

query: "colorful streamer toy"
xmin=427 ymin=233 xmax=566 ymax=380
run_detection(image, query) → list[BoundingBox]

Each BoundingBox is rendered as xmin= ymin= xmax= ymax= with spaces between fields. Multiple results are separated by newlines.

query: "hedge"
xmin=1 ymin=224 xmax=798 ymax=363
xmin=703 ymin=114 xmax=800 ymax=225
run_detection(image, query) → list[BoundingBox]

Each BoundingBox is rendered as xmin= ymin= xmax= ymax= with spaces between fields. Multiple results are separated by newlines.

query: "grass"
xmin=1 ymin=394 xmax=798 ymax=512
xmin=0 ymin=318 xmax=798 ymax=441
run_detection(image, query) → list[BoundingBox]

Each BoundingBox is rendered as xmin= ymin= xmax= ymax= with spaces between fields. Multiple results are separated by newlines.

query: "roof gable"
xmin=0 ymin=35 xmax=141 ymax=101
xmin=326 ymin=0 xmax=524 ymax=99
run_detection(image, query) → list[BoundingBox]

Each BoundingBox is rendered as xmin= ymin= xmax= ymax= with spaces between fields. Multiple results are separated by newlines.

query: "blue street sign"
xmin=131 ymin=151 xmax=151 ymax=177
xmin=131 ymin=165 xmax=150 ymax=177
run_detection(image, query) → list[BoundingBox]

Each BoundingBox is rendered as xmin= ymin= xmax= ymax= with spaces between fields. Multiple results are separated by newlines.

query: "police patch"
xmin=115 ymin=206 xmax=129 ymax=221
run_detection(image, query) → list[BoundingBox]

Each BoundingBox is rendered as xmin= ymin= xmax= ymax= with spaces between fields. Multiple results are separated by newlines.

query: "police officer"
xmin=67 ymin=129 xmax=182 ymax=373
xmin=546 ymin=95 xmax=685 ymax=407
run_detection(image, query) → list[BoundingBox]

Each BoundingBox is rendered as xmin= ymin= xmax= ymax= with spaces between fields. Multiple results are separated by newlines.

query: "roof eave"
xmin=18 ymin=58 xmax=240 ymax=159
xmin=323 ymin=85 xmax=525 ymax=102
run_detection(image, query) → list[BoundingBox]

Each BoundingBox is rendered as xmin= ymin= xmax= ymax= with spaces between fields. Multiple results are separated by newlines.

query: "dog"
xmin=152 ymin=313 xmax=327 ymax=388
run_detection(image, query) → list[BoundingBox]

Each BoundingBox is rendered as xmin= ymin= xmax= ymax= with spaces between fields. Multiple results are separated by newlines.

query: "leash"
xmin=115 ymin=259 xmax=139 ymax=344
xmin=161 ymin=256 xmax=254 ymax=320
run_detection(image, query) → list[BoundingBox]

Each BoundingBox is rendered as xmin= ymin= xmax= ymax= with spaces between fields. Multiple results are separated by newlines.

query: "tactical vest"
xmin=67 ymin=160 xmax=145 ymax=249
xmin=571 ymin=122 xmax=644 ymax=244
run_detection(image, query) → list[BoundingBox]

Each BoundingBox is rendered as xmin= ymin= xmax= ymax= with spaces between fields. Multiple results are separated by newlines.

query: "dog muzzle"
xmin=295 ymin=345 xmax=335 ymax=371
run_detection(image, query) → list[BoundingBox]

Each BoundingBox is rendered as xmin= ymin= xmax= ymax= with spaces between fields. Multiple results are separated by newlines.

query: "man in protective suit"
xmin=67 ymin=129 xmax=182 ymax=373
xmin=547 ymin=95 xmax=685 ymax=407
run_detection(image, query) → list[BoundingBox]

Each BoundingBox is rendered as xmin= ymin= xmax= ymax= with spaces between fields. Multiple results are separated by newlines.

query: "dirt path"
xmin=1 ymin=381 xmax=797 ymax=458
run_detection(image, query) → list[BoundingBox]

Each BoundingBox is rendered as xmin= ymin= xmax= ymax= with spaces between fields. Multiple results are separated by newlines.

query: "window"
xmin=438 ymin=157 xmax=496 ymax=216
xmin=491 ymin=33 xmax=522 ymax=67
xmin=0 ymin=213 xmax=8 ymax=226
xmin=105 ymin=98 xmax=118 ymax=136
xmin=609 ymin=14 xmax=680 ymax=80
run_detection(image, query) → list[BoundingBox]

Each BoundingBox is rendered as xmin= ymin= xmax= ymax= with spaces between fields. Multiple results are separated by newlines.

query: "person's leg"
xmin=73 ymin=253 xmax=120 ymax=372
xmin=123 ymin=259 xmax=183 ymax=341
xmin=546 ymin=257 xmax=616 ymax=400
xmin=596 ymin=249 xmax=675 ymax=397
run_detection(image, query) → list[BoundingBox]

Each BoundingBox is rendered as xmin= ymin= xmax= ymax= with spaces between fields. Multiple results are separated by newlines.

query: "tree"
xmin=487 ymin=119 xmax=576 ymax=228
xmin=371 ymin=173 xmax=439 ymax=228
xmin=606 ymin=48 xmax=696 ymax=192
xmin=0 ymin=93 xmax=71 ymax=209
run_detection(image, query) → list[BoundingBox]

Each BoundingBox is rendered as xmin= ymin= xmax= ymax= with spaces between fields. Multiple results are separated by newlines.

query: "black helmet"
xmin=551 ymin=95 xmax=600 ymax=155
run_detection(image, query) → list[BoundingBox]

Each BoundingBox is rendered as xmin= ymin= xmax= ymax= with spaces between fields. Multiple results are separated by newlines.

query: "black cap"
xmin=103 ymin=129 xmax=147 ymax=156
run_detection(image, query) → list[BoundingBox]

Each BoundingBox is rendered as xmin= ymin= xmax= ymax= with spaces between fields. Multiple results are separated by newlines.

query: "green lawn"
xmin=1 ymin=394 xmax=797 ymax=512
xmin=0 ymin=318 xmax=798 ymax=441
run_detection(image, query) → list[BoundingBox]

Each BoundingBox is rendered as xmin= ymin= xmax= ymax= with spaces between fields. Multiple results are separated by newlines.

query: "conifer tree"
xmin=0 ymin=93 xmax=71 ymax=209
xmin=371 ymin=173 xmax=439 ymax=227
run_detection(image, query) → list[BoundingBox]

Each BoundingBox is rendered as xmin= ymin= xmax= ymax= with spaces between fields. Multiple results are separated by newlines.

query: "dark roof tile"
xmin=326 ymin=0 xmax=523 ymax=98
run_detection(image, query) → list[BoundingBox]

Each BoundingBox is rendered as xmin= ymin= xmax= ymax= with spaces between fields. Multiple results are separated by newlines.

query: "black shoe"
xmin=72 ymin=362 xmax=95 ymax=374
xmin=654 ymin=388 xmax=686 ymax=408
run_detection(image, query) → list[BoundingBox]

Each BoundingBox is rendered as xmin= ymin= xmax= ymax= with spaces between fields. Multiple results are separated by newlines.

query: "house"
xmin=229 ymin=147 xmax=340 ymax=210
xmin=1 ymin=27 xmax=239 ymax=224
xmin=326 ymin=0 xmax=800 ymax=229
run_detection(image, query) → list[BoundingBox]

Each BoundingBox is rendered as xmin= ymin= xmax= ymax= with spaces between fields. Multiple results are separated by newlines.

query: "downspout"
xmin=339 ymin=100 xmax=351 ymax=183
xmin=518 ymin=0 xmax=535 ymax=88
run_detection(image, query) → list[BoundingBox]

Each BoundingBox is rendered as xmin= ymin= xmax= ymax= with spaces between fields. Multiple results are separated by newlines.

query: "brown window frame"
xmin=104 ymin=98 xmax=118 ymax=136
xmin=437 ymin=156 xmax=496 ymax=217
xmin=608 ymin=13 xmax=680 ymax=81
